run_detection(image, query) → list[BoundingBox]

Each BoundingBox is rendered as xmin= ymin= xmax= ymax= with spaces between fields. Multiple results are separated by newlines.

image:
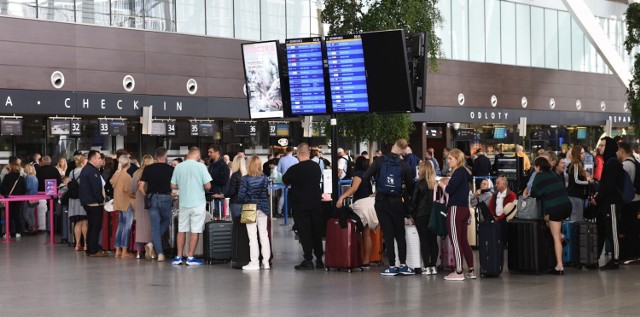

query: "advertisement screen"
xmin=241 ymin=41 xmax=283 ymax=119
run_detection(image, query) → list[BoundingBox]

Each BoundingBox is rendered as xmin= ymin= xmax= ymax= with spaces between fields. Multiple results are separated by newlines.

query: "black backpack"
xmin=67 ymin=171 xmax=80 ymax=199
xmin=625 ymin=158 xmax=640 ymax=195
xmin=375 ymin=155 xmax=404 ymax=196
xmin=340 ymin=156 xmax=353 ymax=179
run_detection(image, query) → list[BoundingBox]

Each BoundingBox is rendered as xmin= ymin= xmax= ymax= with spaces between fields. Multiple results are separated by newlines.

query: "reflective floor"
xmin=1 ymin=220 xmax=640 ymax=317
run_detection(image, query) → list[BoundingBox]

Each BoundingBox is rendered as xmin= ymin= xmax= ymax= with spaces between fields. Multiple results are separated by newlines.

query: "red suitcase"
xmin=101 ymin=211 xmax=119 ymax=251
xmin=325 ymin=218 xmax=362 ymax=272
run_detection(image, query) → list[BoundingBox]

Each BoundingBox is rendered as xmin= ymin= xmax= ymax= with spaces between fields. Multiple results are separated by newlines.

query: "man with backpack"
xmin=337 ymin=148 xmax=352 ymax=180
xmin=590 ymin=137 xmax=625 ymax=270
xmin=617 ymin=142 xmax=640 ymax=264
xmin=362 ymin=139 xmax=415 ymax=276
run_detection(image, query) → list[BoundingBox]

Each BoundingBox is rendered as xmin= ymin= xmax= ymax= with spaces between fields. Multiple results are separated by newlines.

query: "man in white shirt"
xmin=337 ymin=148 xmax=349 ymax=180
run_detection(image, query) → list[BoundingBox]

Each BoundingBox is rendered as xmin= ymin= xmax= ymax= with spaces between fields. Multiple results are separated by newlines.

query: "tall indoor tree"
xmin=624 ymin=2 xmax=640 ymax=134
xmin=322 ymin=0 xmax=443 ymax=151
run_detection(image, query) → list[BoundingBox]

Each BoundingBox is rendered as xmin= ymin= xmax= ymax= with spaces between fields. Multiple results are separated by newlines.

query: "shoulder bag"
xmin=428 ymin=186 xmax=448 ymax=237
xmin=241 ymin=177 xmax=267 ymax=224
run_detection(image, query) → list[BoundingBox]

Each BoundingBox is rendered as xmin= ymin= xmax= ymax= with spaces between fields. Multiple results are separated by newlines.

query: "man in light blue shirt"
xmin=276 ymin=146 xmax=298 ymax=217
xmin=170 ymin=147 xmax=212 ymax=266
xmin=277 ymin=146 xmax=298 ymax=176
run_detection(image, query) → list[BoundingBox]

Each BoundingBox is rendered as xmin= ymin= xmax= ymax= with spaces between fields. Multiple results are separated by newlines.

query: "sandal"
xmin=75 ymin=246 xmax=82 ymax=251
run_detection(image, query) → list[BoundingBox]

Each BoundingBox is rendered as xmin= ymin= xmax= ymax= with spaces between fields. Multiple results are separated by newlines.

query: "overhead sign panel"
xmin=325 ymin=35 xmax=370 ymax=114
xmin=285 ymin=37 xmax=328 ymax=115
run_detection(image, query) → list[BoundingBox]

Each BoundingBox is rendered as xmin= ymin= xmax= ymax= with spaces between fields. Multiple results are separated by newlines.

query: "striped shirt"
xmin=530 ymin=170 xmax=571 ymax=215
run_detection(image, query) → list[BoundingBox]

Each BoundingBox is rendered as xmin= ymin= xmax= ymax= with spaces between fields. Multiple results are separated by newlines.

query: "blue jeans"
xmin=114 ymin=205 xmax=134 ymax=248
xmin=230 ymin=203 xmax=242 ymax=219
xmin=149 ymin=194 xmax=173 ymax=254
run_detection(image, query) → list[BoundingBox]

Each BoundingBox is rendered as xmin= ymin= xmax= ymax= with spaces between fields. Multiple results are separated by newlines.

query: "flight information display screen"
xmin=286 ymin=37 xmax=328 ymax=115
xmin=325 ymin=35 xmax=369 ymax=113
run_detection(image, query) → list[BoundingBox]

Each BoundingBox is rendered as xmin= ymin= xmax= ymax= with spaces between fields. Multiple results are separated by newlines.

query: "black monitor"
xmin=50 ymin=120 xmax=70 ymax=135
xmin=109 ymin=121 xmax=127 ymax=136
xmin=577 ymin=127 xmax=587 ymax=140
xmin=493 ymin=127 xmax=507 ymax=139
xmin=361 ymin=29 xmax=413 ymax=113
xmin=1 ymin=119 xmax=22 ymax=136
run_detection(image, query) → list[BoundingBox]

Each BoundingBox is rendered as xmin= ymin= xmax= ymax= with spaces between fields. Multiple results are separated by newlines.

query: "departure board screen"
xmin=325 ymin=35 xmax=369 ymax=113
xmin=286 ymin=37 xmax=328 ymax=115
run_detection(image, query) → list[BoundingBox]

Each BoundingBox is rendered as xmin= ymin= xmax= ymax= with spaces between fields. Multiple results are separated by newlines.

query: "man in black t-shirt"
xmin=139 ymin=147 xmax=175 ymax=262
xmin=282 ymin=143 xmax=323 ymax=270
xmin=36 ymin=156 xmax=62 ymax=192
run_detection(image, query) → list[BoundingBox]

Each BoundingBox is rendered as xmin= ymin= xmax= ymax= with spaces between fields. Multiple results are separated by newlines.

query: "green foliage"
xmin=624 ymin=3 xmax=640 ymax=134
xmin=322 ymin=0 xmax=443 ymax=71
xmin=321 ymin=0 xmax=441 ymax=144
xmin=333 ymin=113 xmax=415 ymax=144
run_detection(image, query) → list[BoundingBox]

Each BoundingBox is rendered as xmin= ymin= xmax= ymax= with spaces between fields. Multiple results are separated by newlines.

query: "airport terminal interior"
xmin=1 ymin=222 xmax=640 ymax=317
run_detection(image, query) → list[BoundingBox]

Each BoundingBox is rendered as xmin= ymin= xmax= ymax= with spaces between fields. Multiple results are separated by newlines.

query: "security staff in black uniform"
xmin=80 ymin=150 xmax=107 ymax=257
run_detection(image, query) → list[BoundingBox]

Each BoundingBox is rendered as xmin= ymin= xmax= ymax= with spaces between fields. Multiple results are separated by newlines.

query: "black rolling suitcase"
xmin=572 ymin=221 xmax=598 ymax=268
xmin=203 ymin=200 xmax=232 ymax=263
xmin=478 ymin=221 xmax=503 ymax=277
xmin=231 ymin=217 xmax=250 ymax=268
xmin=508 ymin=219 xmax=553 ymax=274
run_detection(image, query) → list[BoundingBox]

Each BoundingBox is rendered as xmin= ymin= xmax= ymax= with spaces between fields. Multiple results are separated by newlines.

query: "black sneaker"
xmin=316 ymin=260 xmax=325 ymax=269
xmin=294 ymin=260 xmax=314 ymax=270
xmin=599 ymin=261 xmax=620 ymax=270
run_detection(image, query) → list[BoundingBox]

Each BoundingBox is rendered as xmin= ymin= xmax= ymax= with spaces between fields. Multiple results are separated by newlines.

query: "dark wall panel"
xmin=426 ymin=60 xmax=628 ymax=115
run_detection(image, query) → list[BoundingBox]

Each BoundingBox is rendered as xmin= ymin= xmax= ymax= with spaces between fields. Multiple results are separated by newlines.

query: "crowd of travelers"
xmin=1 ymin=135 xmax=639 ymax=280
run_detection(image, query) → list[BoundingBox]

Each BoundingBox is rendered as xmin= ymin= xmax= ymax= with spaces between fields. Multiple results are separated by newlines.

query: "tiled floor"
xmin=1 ymin=220 xmax=639 ymax=316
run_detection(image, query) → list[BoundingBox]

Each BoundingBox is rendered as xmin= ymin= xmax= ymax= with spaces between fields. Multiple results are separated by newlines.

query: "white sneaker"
xmin=421 ymin=267 xmax=430 ymax=275
xmin=15 ymin=233 xmax=21 ymax=238
xmin=144 ymin=243 xmax=154 ymax=261
xmin=242 ymin=262 xmax=260 ymax=271
xmin=262 ymin=261 xmax=270 ymax=270
xmin=430 ymin=267 xmax=438 ymax=275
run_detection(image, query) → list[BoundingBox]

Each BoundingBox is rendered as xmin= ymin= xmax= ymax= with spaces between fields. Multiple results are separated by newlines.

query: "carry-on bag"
xmin=562 ymin=221 xmax=574 ymax=265
xmin=439 ymin=235 xmax=456 ymax=271
xmin=572 ymin=220 xmax=598 ymax=268
xmin=478 ymin=221 xmax=503 ymax=277
xmin=203 ymin=201 xmax=232 ymax=263
xmin=325 ymin=217 xmax=362 ymax=272
xmin=101 ymin=210 xmax=119 ymax=251
xmin=363 ymin=226 xmax=384 ymax=266
xmin=507 ymin=219 xmax=553 ymax=274
xmin=394 ymin=224 xmax=423 ymax=270
xmin=468 ymin=207 xmax=478 ymax=248
xmin=516 ymin=197 xmax=542 ymax=220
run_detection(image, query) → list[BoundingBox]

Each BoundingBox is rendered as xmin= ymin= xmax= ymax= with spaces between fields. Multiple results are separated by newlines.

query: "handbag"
xmin=517 ymin=196 xmax=542 ymax=220
xmin=428 ymin=187 xmax=448 ymax=237
xmin=240 ymin=177 xmax=267 ymax=224
xmin=1 ymin=177 xmax=20 ymax=209
xmin=240 ymin=203 xmax=258 ymax=224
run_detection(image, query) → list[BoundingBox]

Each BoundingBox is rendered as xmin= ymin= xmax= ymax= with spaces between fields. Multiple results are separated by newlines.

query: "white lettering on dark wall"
xmin=176 ymin=102 xmax=182 ymax=111
xmin=609 ymin=115 xmax=631 ymax=123
xmin=83 ymin=99 xmax=89 ymax=108
xmin=133 ymin=100 xmax=139 ymax=110
xmin=469 ymin=111 xmax=508 ymax=121
xmin=101 ymin=99 xmax=106 ymax=109
xmin=5 ymin=96 xmax=12 ymax=106
xmin=117 ymin=100 xmax=122 ymax=110
xmin=64 ymin=98 xmax=71 ymax=108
